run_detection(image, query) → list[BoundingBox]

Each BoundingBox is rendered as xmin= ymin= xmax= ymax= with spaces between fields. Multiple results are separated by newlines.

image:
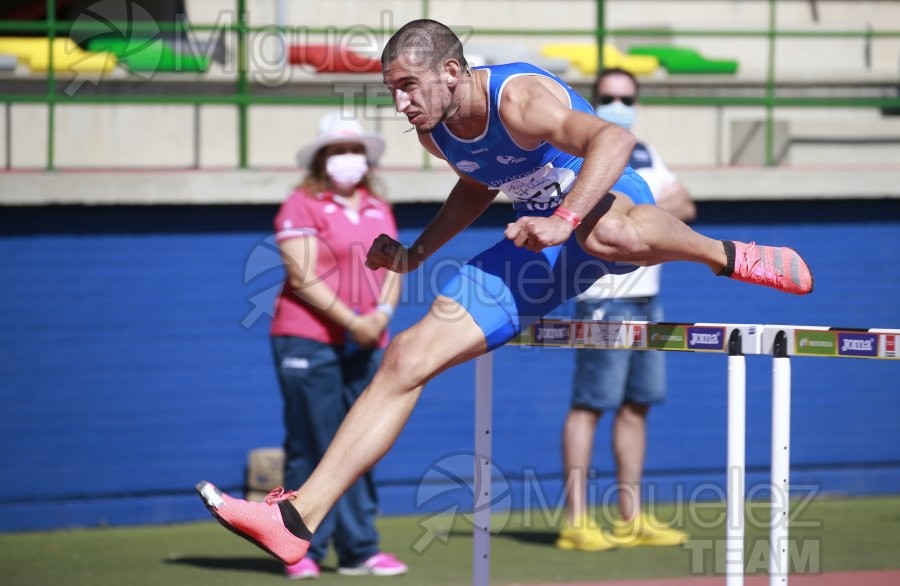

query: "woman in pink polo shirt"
xmin=270 ymin=112 xmax=406 ymax=579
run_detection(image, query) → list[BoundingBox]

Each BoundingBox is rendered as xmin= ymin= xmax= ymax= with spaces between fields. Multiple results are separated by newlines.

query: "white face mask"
xmin=595 ymin=101 xmax=636 ymax=130
xmin=325 ymin=153 xmax=369 ymax=190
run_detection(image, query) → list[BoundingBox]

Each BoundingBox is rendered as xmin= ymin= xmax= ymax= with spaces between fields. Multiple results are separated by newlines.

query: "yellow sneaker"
xmin=556 ymin=516 xmax=616 ymax=552
xmin=609 ymin=512 xmax=689 ymax=548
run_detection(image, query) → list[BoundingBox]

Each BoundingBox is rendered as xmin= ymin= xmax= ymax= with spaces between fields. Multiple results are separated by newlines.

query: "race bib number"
xmin=499 ymin=165 xmax=576 ymax=211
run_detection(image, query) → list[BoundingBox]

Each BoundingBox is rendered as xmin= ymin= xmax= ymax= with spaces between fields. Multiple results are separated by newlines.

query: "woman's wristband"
xmin=552 ymin=205 xmax=582 ymax=228
xmin=376 ymin=302 xmax=394 ymax=321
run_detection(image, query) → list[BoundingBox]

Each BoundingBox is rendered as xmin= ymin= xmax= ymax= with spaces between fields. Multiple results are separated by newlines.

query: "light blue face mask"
xmin=595 ymin=101 xmax=636 ymax=130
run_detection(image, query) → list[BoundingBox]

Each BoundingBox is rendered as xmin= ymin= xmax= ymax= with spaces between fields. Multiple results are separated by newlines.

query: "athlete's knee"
xmin=579 ymin=214 xmax=648 ymax=261
xmin=379 ymin=328 xmax=433 ymax=390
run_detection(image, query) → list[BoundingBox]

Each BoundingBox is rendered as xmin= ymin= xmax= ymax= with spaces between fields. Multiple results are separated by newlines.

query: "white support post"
xmin=274 ymin=0 xmax=288 ymax=68
xmin=770 ymin=331 xmax=791 ymax=586
xmin=726 ymin=330 xmax=746 ymax=586
xmin=473 ymin=353 xmax=493 ymax=586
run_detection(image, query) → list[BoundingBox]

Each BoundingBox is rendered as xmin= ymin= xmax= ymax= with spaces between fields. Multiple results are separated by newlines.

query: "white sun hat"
xmin=295 ymin=111 xmax=386 ymax=168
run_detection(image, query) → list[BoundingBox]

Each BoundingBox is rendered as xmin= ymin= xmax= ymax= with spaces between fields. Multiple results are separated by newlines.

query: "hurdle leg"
xmin=726 ymin=330 xmax=746 ymax=586
xmin=770 ymin=331 xmax=791 ymax=586
xmin=473 ymin=353 xmax=493 ymax=586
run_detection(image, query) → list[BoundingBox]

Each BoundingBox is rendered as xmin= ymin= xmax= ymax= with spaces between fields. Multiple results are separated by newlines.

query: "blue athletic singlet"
xmin=430 ymin=63 xmax=598 ymax=216
xmin=433 ymin=63 xmax=655 ymax=350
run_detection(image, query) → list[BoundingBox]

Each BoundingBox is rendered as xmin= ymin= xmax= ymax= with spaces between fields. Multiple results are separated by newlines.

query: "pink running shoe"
xmin=337 ymin=552 xmax=408 ymax=576
xmin=728 ymin=241 xmax=813 ymax=295
xmin=195 ymin=481 xmax=311 ymax=565
xmin=285 ymin=557 xmax=320 ymax=580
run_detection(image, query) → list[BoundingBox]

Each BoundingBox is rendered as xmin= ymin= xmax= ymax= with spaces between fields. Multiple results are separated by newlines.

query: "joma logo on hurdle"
xmin=534 ymin=323 xmax=570 ymax=344
xmin=687 ymin=327 xmax=726 ymax=351
xmin=837 ymin=333 xmax=878 ymax=357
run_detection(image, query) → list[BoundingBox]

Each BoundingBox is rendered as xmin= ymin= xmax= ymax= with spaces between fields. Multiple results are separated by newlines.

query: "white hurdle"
xmin=726 ymin=329 xmax=747 ymax=586
xmin=472 ymin=352 xmax=493 ymax=586
xmin=471 ymin=320 xmax=900 ymax=586
xmin=769 ymin=331 xmax=791 ymax=586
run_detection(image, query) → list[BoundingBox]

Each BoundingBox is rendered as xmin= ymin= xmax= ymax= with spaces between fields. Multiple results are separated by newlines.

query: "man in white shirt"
xmin=558 ymin=68 xmax=697 ymax=552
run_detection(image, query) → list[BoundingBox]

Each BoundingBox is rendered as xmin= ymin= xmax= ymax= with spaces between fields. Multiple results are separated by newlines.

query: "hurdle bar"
xmin=759 ymin=325 xmax=900 ymax=585
xmin=471 ymin=320 xmax=900 ymax=586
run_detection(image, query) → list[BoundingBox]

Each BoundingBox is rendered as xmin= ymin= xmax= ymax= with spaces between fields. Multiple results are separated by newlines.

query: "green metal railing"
xmin=1 ymin=0 xmax=898 ymax=170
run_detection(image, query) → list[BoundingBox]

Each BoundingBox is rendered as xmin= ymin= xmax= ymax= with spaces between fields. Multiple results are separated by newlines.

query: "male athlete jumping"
xmin=197 ymin=19 xmax=812 ymax=565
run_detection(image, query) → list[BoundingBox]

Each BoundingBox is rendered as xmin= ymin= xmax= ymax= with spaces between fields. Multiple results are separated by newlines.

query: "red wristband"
xmin=552 ymin=205 xmax=582 ymax=228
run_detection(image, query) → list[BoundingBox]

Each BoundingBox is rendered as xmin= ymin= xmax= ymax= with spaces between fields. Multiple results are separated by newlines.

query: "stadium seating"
xmin=540 ymin=43 xmax=659 ymax=76
xmin=0 ymin=37 xmax=116 ymax=73
xmin=288 ymin=44 xmax=381 ymax=73
xmin=628 ymin=45 xmax=739 ymax=74
xmin=88 ymin=38 xmax=210 ymax=73
xmin=464 ymin=42 xmax=570 ymax=74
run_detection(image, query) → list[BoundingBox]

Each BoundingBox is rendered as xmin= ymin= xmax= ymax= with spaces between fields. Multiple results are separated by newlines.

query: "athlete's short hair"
xmin=381 ymin=19 xmax=469 ymax=71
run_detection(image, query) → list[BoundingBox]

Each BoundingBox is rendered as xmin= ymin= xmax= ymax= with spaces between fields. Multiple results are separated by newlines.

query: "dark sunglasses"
xmin=598 ymin=95 xmax=636 ymax=107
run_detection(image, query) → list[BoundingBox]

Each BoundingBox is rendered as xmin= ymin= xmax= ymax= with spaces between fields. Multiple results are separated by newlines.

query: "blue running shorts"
xmin=440 ymin=170 xmax=655 ymax=350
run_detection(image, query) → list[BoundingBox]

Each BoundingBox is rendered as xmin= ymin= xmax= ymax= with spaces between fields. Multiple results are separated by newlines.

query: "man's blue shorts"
xmin=571 ymin=297 xmax=666 ymax=411
xmin=440 ymin=169 xmax=655 ymax=350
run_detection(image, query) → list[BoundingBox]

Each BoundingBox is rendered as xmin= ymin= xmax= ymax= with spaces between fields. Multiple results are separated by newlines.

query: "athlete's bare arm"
xmin=366 ymin=138 xmax=498 ymax=273
xmin=499 ymin=75 xmax=635 ymax=220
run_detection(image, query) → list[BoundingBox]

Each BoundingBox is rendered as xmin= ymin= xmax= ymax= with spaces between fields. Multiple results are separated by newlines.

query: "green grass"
xmin=2 ymin=496 xmax=900 ymax=586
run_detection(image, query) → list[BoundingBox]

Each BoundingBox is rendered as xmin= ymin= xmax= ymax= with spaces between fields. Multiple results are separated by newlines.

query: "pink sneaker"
xmin=729 ymin=241 xmax=813 ymax=295
xmin=285 ymin=557 xmax=320 ymax=580
xmin=195 ymin=481 xmax=311 ymax=565
xmin=337 ymin=552 xmax=408 ymax=576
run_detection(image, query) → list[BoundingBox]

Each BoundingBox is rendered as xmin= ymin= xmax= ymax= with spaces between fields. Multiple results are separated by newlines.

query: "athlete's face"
xmin=383 ymin=53 xmax=454 ymax=134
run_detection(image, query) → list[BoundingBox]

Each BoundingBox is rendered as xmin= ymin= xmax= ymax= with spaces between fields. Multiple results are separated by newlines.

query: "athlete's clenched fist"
xmin=365 ymin=233 xmax=410 ymax=272
xmin=504 ymin=215 xmax=575 ymax=252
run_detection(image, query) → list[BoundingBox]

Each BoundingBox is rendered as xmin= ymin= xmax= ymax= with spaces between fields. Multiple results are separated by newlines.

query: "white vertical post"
xmin=473 ymin=353 xmax=493 ymax=586
xmin=770 ymin=331 xmax=791 ymax=586
xmin=274 ymin=0 xmax=288 ymax=68
xmin=726 ymin=330 xmax=746 ymax=586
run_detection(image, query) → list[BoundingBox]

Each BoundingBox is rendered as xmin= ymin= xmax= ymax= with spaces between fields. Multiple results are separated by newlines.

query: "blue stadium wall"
xmin=1 ymin=200 xmax=898 ymax=532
